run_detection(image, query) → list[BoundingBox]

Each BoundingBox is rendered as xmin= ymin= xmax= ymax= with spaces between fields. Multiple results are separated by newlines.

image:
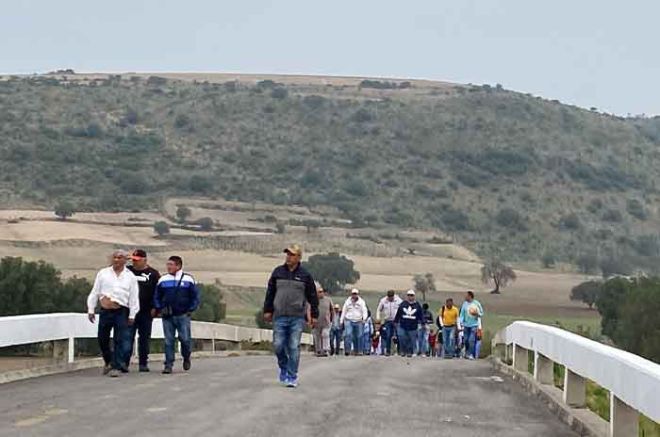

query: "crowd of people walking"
xmin=312 ymin=287 xmax=484 ymax=360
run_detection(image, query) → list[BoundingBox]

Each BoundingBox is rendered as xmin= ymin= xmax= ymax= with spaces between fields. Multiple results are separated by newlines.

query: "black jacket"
xmin=263 ymin=263 xmax=319 ymax=319
xmin=127 ymin=265 xmax=160 ymax=314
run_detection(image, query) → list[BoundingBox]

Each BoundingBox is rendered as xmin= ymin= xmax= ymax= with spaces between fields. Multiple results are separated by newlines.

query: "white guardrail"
xmin=0 ymin=313 xmax=312 ymax=364
xmin=493 ymin=321 xmax=660 ymax=437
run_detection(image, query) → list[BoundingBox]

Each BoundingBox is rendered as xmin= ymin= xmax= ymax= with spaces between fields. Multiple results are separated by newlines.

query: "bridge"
xmin=1 ymin=314 xmax=659 ymax=437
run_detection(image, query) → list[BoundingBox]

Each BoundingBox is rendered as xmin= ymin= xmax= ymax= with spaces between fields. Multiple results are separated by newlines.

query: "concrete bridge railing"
xmin=0 ymin=312 xmax=312 ymax=365
xmin=492 ymin=321 xmax=660 ymax=437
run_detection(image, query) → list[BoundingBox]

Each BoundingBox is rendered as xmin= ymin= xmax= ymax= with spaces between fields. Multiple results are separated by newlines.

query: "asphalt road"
xmin=0 ymin=355 xmax=578 ymax=437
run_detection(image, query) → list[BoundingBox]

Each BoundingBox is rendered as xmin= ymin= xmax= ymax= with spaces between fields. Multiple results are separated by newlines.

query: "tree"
xmin=153 ymin=221 xmax=170 ymax=236
xmin=413 ymin=273 xmax=436 ymax=302
xmin=54 ymin=200 xmax=75 ymax=221
xmin=576 ymin=253 xmax=599 ymax=274
xmin=303 ymin=252 xmax=360 ymax=294
xmin=0 ymin=257 xmax=91 ymax=316
xmin=193 ymin=281 xmax=226 ymax=323
xmin=570 ymin=280 xmax=602 ymax=309
xmin=176 ymin=206 xmax=192 ymax=223
xmin=197 ymin=217 xmax=214 ymax=231
xmin=541 ymin=251 xmax=556 ymax=268
xmin=481 ymin=259 xmax=516 ymax=294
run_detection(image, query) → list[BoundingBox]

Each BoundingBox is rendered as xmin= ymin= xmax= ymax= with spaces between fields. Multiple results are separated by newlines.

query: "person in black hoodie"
xmin=394 ymin=289 xmax=425 ymax=357
xmin=126 ymin=249 xmax=160 ymax=372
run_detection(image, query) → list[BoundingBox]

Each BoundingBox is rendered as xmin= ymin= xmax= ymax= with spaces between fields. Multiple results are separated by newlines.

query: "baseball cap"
xmin=131 ymin=249 xmax=147 ymax=260
xmin=351 ymin=288 xmax=360 ymax=295
xmin=334 ymin=304 xmax=340 ymax=309
xmin=406 ymin=289 xmax=416 ymax=296
xmin=283 ymin=244 xmax=302 ymax=256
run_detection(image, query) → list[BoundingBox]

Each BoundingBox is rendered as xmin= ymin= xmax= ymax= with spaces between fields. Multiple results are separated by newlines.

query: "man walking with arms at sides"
xmin=376 ymin=290 xmax=402 ymax=356
xmin=438 ymin=298 xmax=459 ymax=359
xmin=417 ymin=303 xmax=434 ymax=356
xmin=340 ymin=288 xmax=368 ymax=356
xmin=153 ymin=256 xmax=200 ymax=374
xmin=126 ymin=249 xmax=160 ymax=372
xmin=263 ymin=244 xmax=319 ymax=388
xmin=330 ymin=304 xmax=342 ymax=356
xmin=86 ymin=250 xmax=140 ymax=377
xmin=394 ymin=290 xmax=425 ymax=358
xmin=312 ymin=283 xmax=334 ymax=357
xmin=459 ymin=291 xmax=484 ymax=360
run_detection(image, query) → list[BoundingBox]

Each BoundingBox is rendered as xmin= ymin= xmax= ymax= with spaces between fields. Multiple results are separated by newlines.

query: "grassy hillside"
xmin=2 ymin=73 xmax=660 ymax=266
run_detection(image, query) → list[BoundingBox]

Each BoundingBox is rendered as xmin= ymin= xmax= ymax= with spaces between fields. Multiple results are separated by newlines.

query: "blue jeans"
xmin=381 ymin=321 xmax=395 ymax=355
xmin=463 ymin=326 xmax=477 ymax=358
xmin=162 ymin=314 xmax=192 ymax=368
xmin=417 ymin=325 xmax=429 ymax=355
xmin=98 ymin=307 xmax=131 ymax=370
xmin=442 ymin=326 xmax=456 ymax=358
xmin=343 ymin=320 xmax=364 ymax=354
xmin=330 ymin=327 xmax=342 ymax=355
xmin=397 ymin=327 xmax=417 ymax=356
xmin=273 ymin=316 xmax=305 ymax=380
xmin=127 ymin=311 xmax=153 ymax=366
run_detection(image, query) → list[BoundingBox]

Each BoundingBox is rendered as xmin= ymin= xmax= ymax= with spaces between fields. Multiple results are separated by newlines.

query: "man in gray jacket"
xmin=312 ymin=283 xmax=334 ymax=357
xmin=263 ymin=244 xmax=319 ymax=388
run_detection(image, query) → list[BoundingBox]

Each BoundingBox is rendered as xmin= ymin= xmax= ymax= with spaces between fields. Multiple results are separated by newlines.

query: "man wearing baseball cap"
xmin=126 ymin=249 xmax=160 ymax=371
xmin=394 ymin=289 xmax=425 ymax=357
xmin=340 ymin=288 xmax=368 ymax=356
xmin=329 ymin=303 xmax=342 ymax=356
xmin=263 ymin=244 xmax=319 ymax=388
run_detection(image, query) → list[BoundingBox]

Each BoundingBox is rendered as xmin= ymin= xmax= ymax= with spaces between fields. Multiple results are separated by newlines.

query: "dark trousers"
xmin=127 ymin=311 xmax=153 ymax=367
xmin=381 ymin=321 xmax=395 ymax=355
xmin=330 ymin=327 xmax=342 ymax=355
xmin=98 ymin=307 xmax=131 ymax=370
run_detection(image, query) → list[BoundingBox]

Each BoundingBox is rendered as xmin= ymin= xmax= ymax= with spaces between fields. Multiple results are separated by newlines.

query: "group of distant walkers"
xmin=264 ymin=244 xmax=484 ymax=388
xmin=85 ymin=243 xmax=483 ymax=388
xmin=313 ymin=288 xmax=484 ymax=361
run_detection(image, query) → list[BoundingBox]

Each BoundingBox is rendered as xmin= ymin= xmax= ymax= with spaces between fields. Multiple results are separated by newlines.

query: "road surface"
xmin=0 ymin=355 xmax=578 ymax=437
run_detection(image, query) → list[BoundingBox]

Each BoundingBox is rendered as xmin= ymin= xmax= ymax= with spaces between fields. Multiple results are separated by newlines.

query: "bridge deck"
xmin=0 ymin=355 xmax=578 ymax=437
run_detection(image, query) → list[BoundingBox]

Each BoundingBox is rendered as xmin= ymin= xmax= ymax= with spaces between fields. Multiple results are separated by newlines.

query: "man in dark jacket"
xmin=153 ymin=255 xmax=200 ymax=374
xmin=263 ymin=244 xmax=319 ymax=388
xmin=126 ymin=249 xmax=160 ymax=372
xmin=394 ymin=289 xmax=425 ymax=357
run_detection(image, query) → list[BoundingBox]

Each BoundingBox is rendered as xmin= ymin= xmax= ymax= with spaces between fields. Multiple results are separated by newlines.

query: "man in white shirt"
xmin=376 ymin=290 xmax=402 ymax=356
xmin=340 ymin=288 xmax=368 ymax=356
xmin=86 ymin=250 xmax=140 ymax=377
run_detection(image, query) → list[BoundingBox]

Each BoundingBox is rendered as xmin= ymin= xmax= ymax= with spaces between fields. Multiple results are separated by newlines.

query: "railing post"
xmin=534 ymin=352 xmax=553 ymax=385
xmin=68 ymin=337 xmax=75 ymax=364
xmin=562 ymin=367 xmax=586 ymax=407
xmin=505 ymin=343 xmax=513 ymax=364
xmin=513 ymin=343 xmax=528 ymax=372
xmin=609 ymin=394 xmax=638 ymax=437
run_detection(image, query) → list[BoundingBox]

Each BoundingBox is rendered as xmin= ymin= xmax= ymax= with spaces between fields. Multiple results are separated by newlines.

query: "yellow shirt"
xmin=439 ymin=305 xmax=459 ymax=326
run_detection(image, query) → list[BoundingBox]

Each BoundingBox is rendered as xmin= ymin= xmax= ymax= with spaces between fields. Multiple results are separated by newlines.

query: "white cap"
xmin=406 ymin=289 xmax=416 ymax=296
xmin=351 ymin=288 xmax=360 ymax=295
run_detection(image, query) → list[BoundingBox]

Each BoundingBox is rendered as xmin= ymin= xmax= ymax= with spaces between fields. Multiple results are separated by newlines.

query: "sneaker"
xmin=278 ymin=369 xmax=288 ymax=385
xmin=162 ymin=367 xmax=172 ymax=374
xmin=467 ymin=355 xmax=475 ymax=360
xmin=108 ymin=369 xmax=120 ymax=378
xmin=183 ymin=358 xmax=191 ymax=371
xmin=119 ymin=366 xmax=129 ymax=374
xmin=286 ymin=378 xmax=298 ymax=388
xmin=102 ymin=364 xmax=112 ymax=375
xmin=139 ymin=365 xmax=150 ymax=372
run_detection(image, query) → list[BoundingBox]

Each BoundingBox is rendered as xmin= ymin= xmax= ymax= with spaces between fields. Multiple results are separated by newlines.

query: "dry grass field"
xmin=0 ymin=203 xmax=600 ymax=334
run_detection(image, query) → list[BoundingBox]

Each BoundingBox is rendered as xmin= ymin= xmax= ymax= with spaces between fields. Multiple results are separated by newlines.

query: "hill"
xmin=1 ymin=72 xmax=660 ymax=267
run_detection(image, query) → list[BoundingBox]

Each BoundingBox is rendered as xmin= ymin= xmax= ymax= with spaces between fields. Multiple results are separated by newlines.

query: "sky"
xmin=1 ymin=0 xmax=658 ymax=115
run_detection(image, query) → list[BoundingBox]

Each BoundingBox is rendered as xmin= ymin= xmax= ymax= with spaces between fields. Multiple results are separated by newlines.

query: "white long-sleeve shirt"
xmin=340 ymin=297 xmax=368 ymax=324
xmin=86 ymin=266 xmax=140 ymax=318
xmin=376 ymin=295 xmax=402 ymax=322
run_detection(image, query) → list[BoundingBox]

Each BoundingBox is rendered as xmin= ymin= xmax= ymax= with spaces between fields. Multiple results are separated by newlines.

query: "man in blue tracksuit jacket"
xmin=394 ymin=289 xmax=425 ymax=357
xmin=153 ymin=255 xmax=200 ymax=374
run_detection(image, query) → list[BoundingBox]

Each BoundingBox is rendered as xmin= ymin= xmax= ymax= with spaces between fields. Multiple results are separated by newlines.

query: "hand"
xmin=263 ymin=312 xmax=273 ymax=323
xmin=310 ymin=318 xmax=317 ymax=329
xmin=88 ymin=313 xmax=96 ymax=323
xmin=150 ymin=308 xmax=158 ymax=318
xmin=128 ymin=318 xmax=135 ymax=326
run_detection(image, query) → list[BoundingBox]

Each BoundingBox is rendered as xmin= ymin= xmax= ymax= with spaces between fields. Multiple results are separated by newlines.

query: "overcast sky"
xmin=2 ymin=0 xmax=658 ymax=115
